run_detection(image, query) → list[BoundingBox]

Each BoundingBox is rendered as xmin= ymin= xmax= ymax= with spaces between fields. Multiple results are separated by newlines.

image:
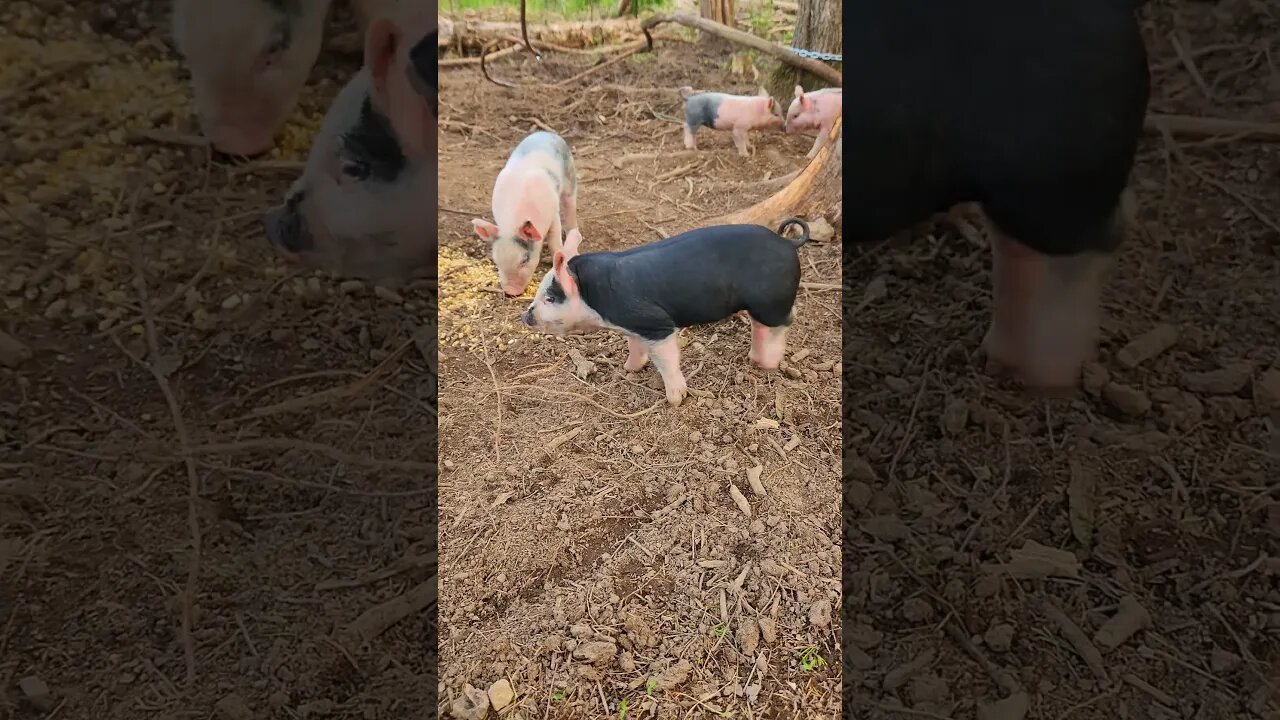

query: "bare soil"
xmin=436 ymin=15 xmax=843 ymax=720
xmin=3 ymin=1 xmax=439 ymax=718
xmin=842 ymin=2 xmax=1280 ymax=719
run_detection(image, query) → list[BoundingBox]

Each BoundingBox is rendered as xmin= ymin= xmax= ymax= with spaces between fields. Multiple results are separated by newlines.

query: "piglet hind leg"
xmin=646 ymin=334 xmax=688 ymax=406
xmin=983 ymin=232 xmax=1110 ymax=392
xmin=683 ymin=126 xmax=698 ymax=150
xmin=732 ymin=127 xmax=750 ymax=157
xmin=623 ymin=335 xmax=650 ymax=373
xmin=748 ymin=317 xmax=790 ymax=370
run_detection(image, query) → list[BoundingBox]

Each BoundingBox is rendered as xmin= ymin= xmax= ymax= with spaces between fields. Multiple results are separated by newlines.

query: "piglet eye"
xmin=264 ymin=23 xmax=289 ymax=59
xmin=341 ymin=160 xmax=371 ymax=180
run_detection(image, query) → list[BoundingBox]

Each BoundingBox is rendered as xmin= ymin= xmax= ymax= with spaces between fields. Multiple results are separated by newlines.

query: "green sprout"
xmin=645 ymin=679 xmax=658 ymax=695
xmin=798 ymin=646 xmax=826 ymax=672
xmin=618 ymin=699 xmax=630 ymax=718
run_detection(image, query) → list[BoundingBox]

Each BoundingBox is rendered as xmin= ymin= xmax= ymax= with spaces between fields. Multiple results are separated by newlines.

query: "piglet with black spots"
xmin=261 ymin=1 xmax=437 ymax=284
xmin=471 ymin=131 xmax=579 ymax=298
xmin=680 ymin=86 xmax=785 ymax=156
xmin=520 ymin=219 xmax=811 ymax=407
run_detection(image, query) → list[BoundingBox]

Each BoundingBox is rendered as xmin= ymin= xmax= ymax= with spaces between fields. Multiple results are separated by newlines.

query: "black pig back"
xmin=842 ymin=0 xmax=1150 ymax=255
xmin=568 ymin=225 xmax=802 ymax=341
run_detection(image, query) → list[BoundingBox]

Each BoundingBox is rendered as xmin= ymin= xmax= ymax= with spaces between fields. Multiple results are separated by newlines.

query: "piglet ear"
xmin=766 ymin=98 xmax=774 ymax=111
xmin=518 ymin=220 xmax=544 ymax=245
xmin=364 ymin=16 xmax=400 ymax=114
xmin=553 ymin=251 xmax=578 ymax=297
xmin=472 ymin=219 xmax=499 ymax=241
xmin=563 ymin=228 xmax=583 ymax=257
xmin=793 ymin=84 xmax=804 ymax=100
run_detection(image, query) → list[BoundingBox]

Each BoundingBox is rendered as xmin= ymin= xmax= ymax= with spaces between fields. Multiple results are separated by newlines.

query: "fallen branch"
xmin=444 ymin=16 xmax=645 ymax=53
xmin=441 ymin=42 xmax=520 ymax=67
xmin=119 ymin=240 xmax=203 ymax=688
xmin=480 ymin=42 xmax=519 ymax=88
xmin=554 ymin=40 xmax=649 ymax=87
xmin=1145 ymin=112 xmax=1280 ymax=143
xmin=337 ymin=576 xmax=437 ymax=650
xmin=713 ymin=117 xmax=842 ymax=228
xmin=640 ymin=12 xmax=841 ymax=87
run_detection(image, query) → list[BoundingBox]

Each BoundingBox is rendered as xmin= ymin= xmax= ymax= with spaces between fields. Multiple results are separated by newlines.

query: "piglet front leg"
xmin=647 ymin=334 xmax=688 ymax=406
xmin=806 ymin=122 xmax=831 ymax=159
xmin=732 ymin=127 xmax=750 ymax=157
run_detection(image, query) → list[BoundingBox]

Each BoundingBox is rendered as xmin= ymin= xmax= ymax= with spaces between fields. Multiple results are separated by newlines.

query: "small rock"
xmin=220 ymin=294 xmax=241 ymax=310
xmin=907 ymin=673 xmax=950 ymax=706
xmin=18 ymin=676 xmax=54 ymax=712
xmin=1183 ymin=361 xmax=1253 ymax=395
xmin=807 ymin=217 xmax=835 ymax=242
xmin=808 ymin=598 xmax=832 ymax=629
xmin=373 ymin=286 xmax=403 ymax=304
xmin=941 ymin=399 xmax=968 ymax=435
xmin=902 ymin=597 xmax=935 ymax=622
xmin=1210 ymin=648 xmax=1242 ymax=674
xmin=567 ymin=348 xmax=597 ymax=379
xmin=573 ymin=641 xmax=617 ymax=664
xmin=569 ymin=624 xmax=594 ymax=638
xmin=984 ymin=623 xmax=1015 ymax=652
xmin=450 ymin=684 xmax=490 ymax=720
xmin=1081 ymin=362 xmax=1110 ymax=396
xmin=488 ymin=678 xmax=515 ymax=711
xmin=650 ymin=659 xmax=693 ymax=691
xmin=1103 ymin=382 xmax=1151 ymax=417
xmin=737 ymin=619 xmax=760 ymax=655
xmin=339 ymin=280 xmax=365 ymax=295
xmin=1116 ymin=324 xmax=1179 ymax=368
xmin=215 ymin=693 xmax=255 ymax=720
xmin=977 ymin=692 xmax=1030 ymax=720
xmin=0 ymin=330 xmax=32 ymax=368
xmin=847 ymin=481 xmax=871 ymax=509
xmin=1254 ymin=369 xmax=1280 ymax=412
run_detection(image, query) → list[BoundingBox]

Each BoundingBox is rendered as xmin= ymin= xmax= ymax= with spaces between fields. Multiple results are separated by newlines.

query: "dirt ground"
xmin=2 ymin=1 xmax=440 ymax=719
xmin=842 ymin=2 xmax=1280 ymax=719
xmin=435 ymin=15 xmax=843 ymax=720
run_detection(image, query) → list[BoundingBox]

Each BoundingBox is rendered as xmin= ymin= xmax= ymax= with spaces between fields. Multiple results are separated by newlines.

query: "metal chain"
xmin=789 ymin=47 xmax=843 ymax=62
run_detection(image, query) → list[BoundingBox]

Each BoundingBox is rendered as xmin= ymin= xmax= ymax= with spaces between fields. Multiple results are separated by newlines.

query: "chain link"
xmin=789 ymin=47 xmax=843 ymax=62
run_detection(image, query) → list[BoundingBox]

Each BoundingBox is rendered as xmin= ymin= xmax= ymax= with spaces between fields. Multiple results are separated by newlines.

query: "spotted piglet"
xmin=520 ymin=219 xmax=811 ymax=406
xmin=679 ymin=86 xmax=785 ymax=157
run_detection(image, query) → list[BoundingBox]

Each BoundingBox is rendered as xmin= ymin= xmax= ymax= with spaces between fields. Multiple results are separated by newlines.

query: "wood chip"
xmin=1093 ymin=595 xmax=1151 ymax=651
xmin=745 ymin=465 xmax=766 ymax=495
xmin=1116 ymin=324 xmax=1179 ymax=368
xmin=727 ymin=483 xmax=752 ymax=517
xmin=1067 ymin=460 xmax=1097 ymax=550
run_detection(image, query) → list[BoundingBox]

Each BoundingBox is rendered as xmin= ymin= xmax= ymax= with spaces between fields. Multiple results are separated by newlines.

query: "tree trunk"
xmin=698 ymin=0 xmax=736 ymax=48
xmin=767 ymin=0 xmax=841 ymax=99
xmin=714 ymin=118 xmax=842 ymax=229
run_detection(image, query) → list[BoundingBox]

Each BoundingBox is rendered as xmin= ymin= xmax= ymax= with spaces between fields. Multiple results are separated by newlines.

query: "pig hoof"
xmin=666 ymin=385 xmax=688 ymax=406
xmin=624 ymin=358 xmax=648 ymax=373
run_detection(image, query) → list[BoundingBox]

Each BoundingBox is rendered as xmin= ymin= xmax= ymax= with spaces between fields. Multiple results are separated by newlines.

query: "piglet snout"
xmin=520 ymin=308 xmax=535 ymax=326
xmin=262 ymin=205 xmax=311 ymax=254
